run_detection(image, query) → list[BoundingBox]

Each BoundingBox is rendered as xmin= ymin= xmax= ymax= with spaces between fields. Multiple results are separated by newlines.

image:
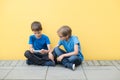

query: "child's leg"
xmin=26 ymin=59 xmax=34 ymax=65
xmin=59 ymin=57 xmax=75 ymax=70
xmin=53 ymin=47 xmax=74 ymax=70
xmin=34 ymin=53 xmax=49 ymax=61
xmin=68 ymin=55 xmax=82 ymax=66
xmin=24 ymin=50 xmax=45 ymax=65
xmin=53 ymin=47 xmax=66 ymax=57
xmin=52 ymin=47 xmax=66 ymax=64
xmin=42 ymin=60 xmax=55 ymax=66
xmin=38 ymin=53 xmax=55 ymax=66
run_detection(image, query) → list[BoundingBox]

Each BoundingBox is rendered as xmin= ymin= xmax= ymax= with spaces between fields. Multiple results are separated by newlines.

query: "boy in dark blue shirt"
xmin=24 ymin=21 xmax=55 ymax=66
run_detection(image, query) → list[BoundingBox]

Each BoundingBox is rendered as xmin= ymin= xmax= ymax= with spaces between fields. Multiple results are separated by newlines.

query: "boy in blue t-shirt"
xmin=49 ymin=25 xmax=84 ymax=70
xmin=24 ymin=21 xmax=55 ymax=66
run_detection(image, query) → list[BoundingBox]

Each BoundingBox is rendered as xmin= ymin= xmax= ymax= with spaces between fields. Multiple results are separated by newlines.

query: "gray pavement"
xmin=0 ymin=60 xmax=120 ymax=80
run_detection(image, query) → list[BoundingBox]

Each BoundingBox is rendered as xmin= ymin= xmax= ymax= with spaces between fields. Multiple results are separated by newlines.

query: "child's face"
xmin=33 ymin=31 xmax=42 ymax=38
xmin=57 ymin=32 xmax=67 ymax=40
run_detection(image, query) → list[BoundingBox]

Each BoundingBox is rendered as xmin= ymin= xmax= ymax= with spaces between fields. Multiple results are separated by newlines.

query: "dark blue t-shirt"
xmin=28 ymin=34 xmax=50 ymax=50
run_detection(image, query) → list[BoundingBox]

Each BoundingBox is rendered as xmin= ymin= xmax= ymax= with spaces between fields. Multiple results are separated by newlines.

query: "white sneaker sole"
xmin=72 ymin=64 xmax=75 ymax=71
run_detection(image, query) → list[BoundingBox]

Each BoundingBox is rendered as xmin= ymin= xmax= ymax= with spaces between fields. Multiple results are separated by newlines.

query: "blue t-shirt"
xmin=28 ymin=34 xmax=50 ymax=50
xmin=58 ymin=36 xmax=84 ymax=61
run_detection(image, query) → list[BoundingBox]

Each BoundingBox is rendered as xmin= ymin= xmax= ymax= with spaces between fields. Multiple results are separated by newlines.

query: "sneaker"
xmin=72 ymin=64 xmax=75 ymax=71
xmin=67 ymin=63 xmax=76 ymax=70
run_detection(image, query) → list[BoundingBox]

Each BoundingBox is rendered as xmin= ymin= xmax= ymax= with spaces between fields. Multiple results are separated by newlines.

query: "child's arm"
xmin=46 ymin=44 xmax=51 ymax=53
xmin=57 ymin=44 xmax=78 ymax=61
xmin=48 ymin=44 xmax=60 ymax=61
xmin=63 ymin=44 xmax=78 ymax=57
xmin=48 ymin=44 xmax=60 ymax=54
xmin=29 ymin=44 xmax=34 ymax=53
xmin=47 ymin=44 xmax=55 ymax=61
xmin=62 ymin=36 xmax=80 ymax=57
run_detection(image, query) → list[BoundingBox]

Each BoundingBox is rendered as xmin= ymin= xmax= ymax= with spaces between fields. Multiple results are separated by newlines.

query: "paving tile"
xmin=46 ymin=65 xmax=86 ymax=80
xmin=3 ymin=60 xmax=12 ymax=67
xmin=99 ymin=60 xmax=107 ymax=66
xmin=0 ymin=67 xmax=13 ymax=70
xmin=104 ymin=61 xmax=113 ymax=66
xmin=116 ymin=60 xmax=120 ymax=65
xmin=83 ymin=66 xmax=120 ymax=80
xmin=86 ymin=60 xmax=94 ymax=66
xmin=82 ymin=61 xmax=88 ymax=67
xmin=92 ymin=60 xmax=100 ymax=66
xmin=112 ymin=60 xmax=120 ymax=70
xmin=0 ymin=66 xmax=13 ymax=79
xmin=10 ymin=60 xmax=19 ymax=67
xmin=16 ymin=60 xmax=24 ymax=66
xmin=111 ymin=60 xmax=120 ymax=70
xmin=111 ymin=61 xmax=120 ymax=66
xmin=0 ymin=60 xmax=6 ymax=67
xmin=4 ymin=66 xmax=47 ymax=80
xmin=0 ymin=69 xmax=11 ymax=79
xmin=22 ymin=60 xmax=29 ymax=66
xmin=118 ymin=60 xmax=120 ymax=64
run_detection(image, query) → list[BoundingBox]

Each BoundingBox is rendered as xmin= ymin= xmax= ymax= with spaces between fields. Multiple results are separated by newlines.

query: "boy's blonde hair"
xmin=57 ymin=25 xmax=72 ymax=38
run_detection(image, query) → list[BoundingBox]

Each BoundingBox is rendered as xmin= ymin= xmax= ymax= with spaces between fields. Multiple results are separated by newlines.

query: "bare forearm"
xmin=63 ymin=52 xmax=78 ymax=57
xmin=29 ymin=44 xmax=33 ymax=50
xmin=49 ymin=48 xmax=54 ymax=54
xmin=63 ymin=44 xmax=79 ymax=57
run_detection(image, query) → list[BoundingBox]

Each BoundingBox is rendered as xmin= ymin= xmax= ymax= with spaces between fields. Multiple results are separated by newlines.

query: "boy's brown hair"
xmin=31 ymin=21 xmax=42 ymax=31
xmin=57 ymin=25 xmax=72 ymax=38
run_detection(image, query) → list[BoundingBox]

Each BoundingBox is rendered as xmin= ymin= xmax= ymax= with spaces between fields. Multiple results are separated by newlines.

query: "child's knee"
xmin=53 ymin=47 xmax=62 ymax=56
xmin=54 ymin=47 xmax=60 ymax=53
xmin=68 ymin=56 xmax=78 ymax=62
xmin=24 ymin=50 xmax=32 ymax=58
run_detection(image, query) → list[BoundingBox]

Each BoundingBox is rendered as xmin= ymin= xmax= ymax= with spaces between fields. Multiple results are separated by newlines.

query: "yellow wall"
xmin=0 ymin=0 xmax=120 ymax=60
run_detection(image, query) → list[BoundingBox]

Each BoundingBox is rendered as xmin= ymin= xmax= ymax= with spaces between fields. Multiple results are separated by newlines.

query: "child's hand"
xmin=39 ymin=49 xmax=45 ymax=54
xmin=43 ymin=49 xmax=49 ymax=53
xmin=40 ymin=49 xmax=49 ymax=54
xmin=48 ymin=52 xmax=54 ymax=61
xmin=57 ymin=54 xmax=65 ymax=62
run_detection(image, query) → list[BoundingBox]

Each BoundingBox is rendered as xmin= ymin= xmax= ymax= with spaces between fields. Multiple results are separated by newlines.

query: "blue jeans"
xmin=53 ymin=47 xmax=82 ymax=67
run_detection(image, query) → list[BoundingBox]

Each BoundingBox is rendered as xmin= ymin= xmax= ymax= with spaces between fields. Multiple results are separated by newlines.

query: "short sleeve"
xmin=58 ymin=40 xmax=62 ymax=46
xmin=73 ymin=36 xmax=80 ymax=45
xmin=45 ymin=36 xmax=50 ymax=44
xmin=28 ymin=35 xmax=33 ymax=44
